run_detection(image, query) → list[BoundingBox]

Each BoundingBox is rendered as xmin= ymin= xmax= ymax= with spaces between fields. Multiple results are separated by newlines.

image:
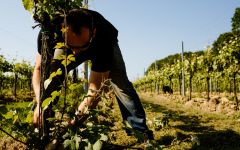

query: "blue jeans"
xmin=109 ymin=44 xmax=153 ymax=139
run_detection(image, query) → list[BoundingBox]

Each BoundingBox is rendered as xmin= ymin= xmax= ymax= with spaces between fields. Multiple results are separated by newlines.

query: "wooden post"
xmin=181 ymin=41 xmax=185 ymax=96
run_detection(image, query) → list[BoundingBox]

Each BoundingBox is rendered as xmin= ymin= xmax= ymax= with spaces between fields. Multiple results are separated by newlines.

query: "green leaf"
xmin=63 ymin=132 xmax=70 ymax=139
xmin=22 ymin=0 xmax=34 ymax=12
xmin=44 ymin=79 xmax=52 ymax=89
xmin=54 ymin=42 xmax=65 ymax=49
xmin=74 ymin=134 xmax=81 ymax=150
xmin=56 ymin=68 xmax=62 ymax=76
xmin=49 ymin=72 xmax=56 ymax=81
xmin=68 ymin=54 xmax=76 ymax=62
xmin=70 ymin=140 xmax=75 ymax=150
xmin=61 ymin=27 xmax=68 ymax=33
xmin=61 ymin=60 xmax=67 ymax=67
xmin=49 ymin=68 xmax=62 ymax=81
xmin=124 ymin=120 xmax=132 ymax=128
xmin=82 ymin=139 xmax=92 ymax=150
xmin=42 ymin=97 xmax=54 ymax=109
xmin=69 ymin=83 xmax=78 ymax=91
xmin=86 ymin=122 xmax=93 ymax=127
xmin=61 ymin=54 xmax=76 ymax=66
xmin=63 ymin=139 xmax=73 ymax=149
xmin=51 ymin=91 xmax=61 ymax=99
xmin=93 ymin=140 xmax=103 ymax=150
xmin=25 ymin=111 xmax=34 ymax=124
xmin=13 ymin=115 xmax=19 ymax=124
xmin=3 ymin=111 xmax=14 ymax=119
xmin=61 ymin=59 xmax=71 ymax=67
xmin=99 ymin=134 xmax=108 ymax=142
xmin=28 ymin=101 xmax=34 ymax=108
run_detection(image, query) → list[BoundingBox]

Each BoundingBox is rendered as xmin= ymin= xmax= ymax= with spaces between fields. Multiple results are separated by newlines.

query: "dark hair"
xmin=67 ymin=9 xmax=93 ymax=35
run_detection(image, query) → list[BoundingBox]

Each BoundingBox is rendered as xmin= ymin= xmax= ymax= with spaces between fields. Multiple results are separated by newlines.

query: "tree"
xmin=197 ymin=47 xmax=214 ymax=101
xmin=147 ymin=53 xmax=181 ymax=73
xmin=232 ymin=7 xmax=240 ymax=32
xmin=212 ymin=32 xmax=233 ymax=56
xmin=218 ymin=31 xmax=240 ymax=110
xmin=185 ymin=52 xmax=198 ymax=100
xmin=0 ymin=55 xmax=13 ymax=94
xmin=172 ymin=60 xmax=182 ymax=95
xmin=17 ymin=60 xmax=34 ymax=94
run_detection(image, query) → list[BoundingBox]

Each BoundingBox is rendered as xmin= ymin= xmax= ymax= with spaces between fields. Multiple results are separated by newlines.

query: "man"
xmin=33 ymin=9 xmax=153 ymax=143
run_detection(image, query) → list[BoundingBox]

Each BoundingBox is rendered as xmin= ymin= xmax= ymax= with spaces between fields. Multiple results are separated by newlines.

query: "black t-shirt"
xmin=37 ymin=9 xmax=118 ymax=72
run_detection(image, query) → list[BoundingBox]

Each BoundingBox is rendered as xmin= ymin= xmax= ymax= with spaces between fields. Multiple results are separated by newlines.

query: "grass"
xmin=138 ymin=93 xmax=240 ymax=149
xmin=1 ymin=93 xmax=240 ymax=149
xmin=5 ymin=101 xmax=30 ymax=109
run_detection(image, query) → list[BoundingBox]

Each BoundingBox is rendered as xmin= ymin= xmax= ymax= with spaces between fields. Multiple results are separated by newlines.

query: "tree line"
xmin=134 ymin=8 xmax=240 ymax=109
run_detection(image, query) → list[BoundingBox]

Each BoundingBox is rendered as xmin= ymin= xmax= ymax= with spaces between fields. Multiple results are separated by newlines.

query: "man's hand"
xmin=78 ymin=70 xmax=109 ymax=112
xmin=33 ymin=104 xmax=42 ymax=127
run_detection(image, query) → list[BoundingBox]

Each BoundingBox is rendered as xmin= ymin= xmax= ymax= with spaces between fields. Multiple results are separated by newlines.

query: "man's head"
xmin=67 ymin=9 xmax=93 ymax=35
xmin=66 ymin=9 xmax=94 ymax=52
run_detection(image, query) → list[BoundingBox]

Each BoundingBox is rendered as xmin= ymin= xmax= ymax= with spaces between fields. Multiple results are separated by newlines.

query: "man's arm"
xmin=32 ymin=53 xmax=41 ymax=103
xmin=78 ymin=70 xmax=109 ymax=113
xmin=32 ymin=53 xmax=41 ymax=124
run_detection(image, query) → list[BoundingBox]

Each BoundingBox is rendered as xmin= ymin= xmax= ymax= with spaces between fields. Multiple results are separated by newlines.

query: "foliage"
xmin=22 ymin=0 xmax=83 ymax=24
xmin=212 ymin=32 xmax=233 ymax=56
xmin=0 ymin=56 xmax=33 ymax=100
xmin=135 ymin=7 xmax=240 ymax=98
xmin=0 ymin=79 xmax=115 ymax=149
xmin=147 ymin=51 xmax=204 ymax=74
xmin=0 ymin=55 xmax=13 ymax=73
xmin=232 ymin=7 xmax=240 ymax=32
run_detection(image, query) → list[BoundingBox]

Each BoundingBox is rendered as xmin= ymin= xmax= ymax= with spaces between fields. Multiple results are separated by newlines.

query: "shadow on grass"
xmin=141 ymin=100 xmax=240 ymax=150
xmin=194 ymin=129 xmax=240 ymax=150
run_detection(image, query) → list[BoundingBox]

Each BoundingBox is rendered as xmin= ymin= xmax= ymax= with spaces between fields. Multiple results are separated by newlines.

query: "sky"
xmin=0 ymin=0 xmax=240 ymax=81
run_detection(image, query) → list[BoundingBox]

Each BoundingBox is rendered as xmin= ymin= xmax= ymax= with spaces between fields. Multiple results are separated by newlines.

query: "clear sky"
xmin=0 ymin=0 xmax=239 ymax=81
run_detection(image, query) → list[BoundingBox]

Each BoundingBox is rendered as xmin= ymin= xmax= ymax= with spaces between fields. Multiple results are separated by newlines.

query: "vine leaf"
xmin=42 ymin=91 xmax=60 ymax=110
xmin=13 ymin=115 xmax=19 ymax=124
xmin=22 ymin=0 xmax=34 ymax=13
xmin=25 ymin=111 xmax=34 ymax=124
xmin=42 ymin=97 xmax=54 ymax=110
xmin=63 ymin=139 xmax=74 ymax=149
xmin=61 ymin=27 xmax=68 ymax=33
xmin=68 ymin=54 xmax=76 ymax=62
xmin=69 ymin=83 xmax=78 ymax=91
xmin=74 ymin=134 xmax=81 ymax=150
xmin=62 ymin=54 xmax=76 ymax=66
xmin=51 ymin=91 xmax=61 ymax=99
xmin=93 ymin=134 xmax=108 ymax=150
xmin=49 ymin=68 xmax=62 ymax=81
xmin=56 ymin=68 xmax=63 ymax=75
xmin=44 ymin=79 xmax=51 ymax=90
xmin=2 ymin=111 xmax=14 ymax=119
xmin=54 ymin=42 xmax=65 ymax=49
xmin=45 ymin=64 xmax=63 ymax=88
